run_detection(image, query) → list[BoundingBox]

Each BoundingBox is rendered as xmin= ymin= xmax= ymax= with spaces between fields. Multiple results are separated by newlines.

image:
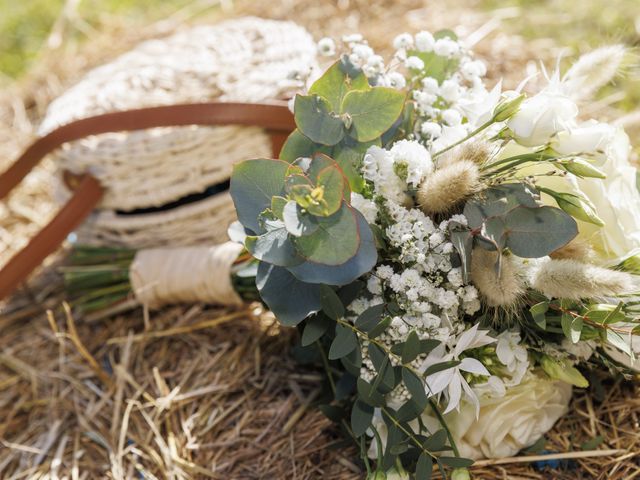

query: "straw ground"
xmin=1 ymin=0 xmax=639 ymax=478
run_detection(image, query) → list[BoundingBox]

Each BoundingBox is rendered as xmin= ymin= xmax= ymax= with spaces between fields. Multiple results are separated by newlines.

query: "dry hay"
xmin=1 ymin=0 xmax=640 ymax=478
xmin=1 ymin=274 xmax=640 ymax=479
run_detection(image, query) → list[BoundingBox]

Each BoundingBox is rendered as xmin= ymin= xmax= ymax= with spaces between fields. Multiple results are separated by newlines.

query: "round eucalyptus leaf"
xmin=504 ymin=206 xmax=578 ymax=258
xmin=308 ymin=59 xmax=370 ymax=112
xmin=294 ymin=94 xmax=345 ymax=146
xmin=292 ymin=203 xmax=360 ymax=266
xmin=341 ymin=87 xmax=405 ymax=142
xmin=230 ymin=159 xmax=289 ymax=233
xmin=283 ymin=201 xmax=319 ymax=237
xmin=245 ymin=222 xmax=304 ymax=267
xmin=288 ymin=209 xmax=377 ymax=285
xmin=255 ymin=263 xmax=321 ymax=326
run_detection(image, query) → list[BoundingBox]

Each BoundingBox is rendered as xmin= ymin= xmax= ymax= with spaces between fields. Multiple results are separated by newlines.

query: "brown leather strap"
xmin=0 ymin=101 xmax=294 ymax=200
xmin=0 ymin=101 xmax=295 ymax=300
xmin=0 ymin=174 xmax=104 ymax=300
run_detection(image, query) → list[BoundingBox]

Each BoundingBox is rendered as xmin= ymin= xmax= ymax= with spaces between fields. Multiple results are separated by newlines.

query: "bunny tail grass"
xmin=470 ymin=249 xmax=525 ymax=309
xmin=440 ymin=140 xmax=492 ymax=167
xmin=418 ymin=160 xmax=482 ymax=216
xmin=532 ymin=258 xmax=637 ymax=300
xmin=563 ymin=45 xmax=627 ymax=101
xmin=550 ymin=238 xmax=595 ymax=262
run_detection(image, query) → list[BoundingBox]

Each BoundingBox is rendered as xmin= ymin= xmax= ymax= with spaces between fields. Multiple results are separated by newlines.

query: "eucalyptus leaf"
xmin=449 ymin=223 xmax=473 ymax=283
xmin=503 ymin=206 xmax=578 ymax=258
xmin=416 ymin=453 xmax=434 ymax=480
xmin=287 ymin=209 xmax=377 ymax=285
xmin=320 ymin=285 xmax=345 ymax=320
xmin=530 ymin=301 xmax=549 ymax=330
xmin=463 ymin=183 xmax=541 ymax=229
xmin=402 ymin=367 xmax=427 ymax=406
xmin=355 ymin=303 xmax=386 ymax=332
xmin=271 ymin=196 xmax=287 ymax=220
xmin=279 ymin=128 xmax=332 ymax=162
xmin=230 ymin=159 xmax=289 ymax=233
xmin=333 ymin=138 xmax=380 ymax=193
xmin=294 ymin=94 xmax=345 ymax=146
xmin=308 ymin=165 xmax=346 ymax=217
xmin=245 ymin=224 xmax=303 ymax=267
xmin=255 ymin=263 xmax=321 ymax=326
xmin=440 ymin=457 xmax=474 ymax=468
xmin=301 ymin=314 xmax=333 ymax=346
xmin=341 ymin=87 xmax=405 ymax=142
xmin=351 ymin=400 xmax=374 ymax=437
xmin=283 ymin=201 xmax=319 ymax=237
xmin=328 ymin=324 xmax=358 ymax=359
xmin=293 ymin=204 xmax=360 ymax=266
xmin=401 ymin=331 xmax=422 ymax=364
xmin=309 ymin=59 xmax=370 ymax=112
xmin=357 ymin=378 xmax=385 ymax=407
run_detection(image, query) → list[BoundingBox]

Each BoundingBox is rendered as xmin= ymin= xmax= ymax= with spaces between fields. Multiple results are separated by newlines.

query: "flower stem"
xmin=432 ymin=120 xmax=494 ymax=159
xmin=335 ymin=318 xmax=462 ymax=459
xmin=429 ymin=399 xmax=460 ymax=457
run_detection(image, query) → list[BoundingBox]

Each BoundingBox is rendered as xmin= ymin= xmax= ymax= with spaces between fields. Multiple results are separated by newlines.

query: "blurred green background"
xmin=1 ymin=0 xmax=639 ymax=111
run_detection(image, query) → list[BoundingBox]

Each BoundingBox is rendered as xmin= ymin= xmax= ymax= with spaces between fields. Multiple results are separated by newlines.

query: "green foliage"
xmin=329 ymin=324 xmax=359 ymax=359
xmin=301 ymin=314 xmax=333 ymax=346
xmin=293 ymin=204 xmax=360 ymax=265
xmin=540 ymin=355 xmax=589 ymax=387
xmin=230 ymin=159 xmax=290 ymax=233
xmin=538 ymin=187 xmax=605 ymax=226
xmin=294 ymin=94 xmax=346 ymax=145
xmin=558 ymin=158 xmax=607 ymax=179
xmin=452 ymin=183 xmax=578 ymax=278
xmin=341 ymin=88 xmax=406 ymax=142
xmin=255 ymin=263 xmax=321 ymax=326
xmin=530 ymin=301 xmax=549 ymax=329
xmin=309 ymin=58 xmax=370 ymax=111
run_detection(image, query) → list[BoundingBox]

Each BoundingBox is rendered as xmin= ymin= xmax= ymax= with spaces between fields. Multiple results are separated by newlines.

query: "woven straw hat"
xmin=39 ymin=17 xmax=318 ymax=247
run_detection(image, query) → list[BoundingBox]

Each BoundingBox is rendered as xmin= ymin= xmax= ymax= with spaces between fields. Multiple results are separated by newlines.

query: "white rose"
xmin=551 ymin=120 xmax=615 ymax=159
xmin=426 ymin=375 xmax=572 ymax=459
xmin=509 ymin=126 xmax=640 ymax=264
xmin=368 ymin=375 xmax=572 ymax=461
xmin=507 ymin=91 xmax=578 ymax=147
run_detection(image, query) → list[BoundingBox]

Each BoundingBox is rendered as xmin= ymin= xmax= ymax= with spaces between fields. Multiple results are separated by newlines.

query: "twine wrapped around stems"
xmin=129 ymin=242 xmax=244 ymax=308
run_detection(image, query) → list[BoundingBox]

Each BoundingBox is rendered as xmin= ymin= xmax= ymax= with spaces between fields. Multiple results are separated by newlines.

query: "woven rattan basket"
xmin=39 ymin=17 xmax=318 ymax=247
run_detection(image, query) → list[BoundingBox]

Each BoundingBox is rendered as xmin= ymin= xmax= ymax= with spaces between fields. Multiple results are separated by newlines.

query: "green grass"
xmin=0 ymin=0 xmax=194 ymax=79
xmin=479 ymin=0 xmax=640 ymax=112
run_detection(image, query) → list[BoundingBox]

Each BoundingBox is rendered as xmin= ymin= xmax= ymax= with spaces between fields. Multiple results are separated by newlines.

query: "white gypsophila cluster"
xmin=390 ymin=31 xmax=503 ymax=154
xmin=350 ymin=193 xmax=378 ymax=224
xmin=348 ymin=194 xmax=482 ymax=406
xmin=362 ymin=140 xmax=433 ymax=202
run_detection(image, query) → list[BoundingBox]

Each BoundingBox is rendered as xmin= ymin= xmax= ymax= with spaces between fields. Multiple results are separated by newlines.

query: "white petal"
xmin=443 ymin=375 xmax=462 ymax=414
xmin=454 ymin=323 xmax=480 ymax=356
xmin=425 ymin=368 xmax=455 ymax=396
xmin=459 ymin=357 xmax=490 ymax=376
xmin=461 ymin=377 xmax=481 ymax=418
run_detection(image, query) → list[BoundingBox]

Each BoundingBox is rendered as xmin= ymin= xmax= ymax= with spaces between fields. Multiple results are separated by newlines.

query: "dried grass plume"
xmin=532 ymin=258 xmax=636 ymax=300
xmin=550 ymin=238 xmax=595 ymax=262
xmin=418 ymin=160 xmax=482 ymax=216
xmin=563 ymin=45 xmax=627 ymax=101
xmin=470 ymin=248 xmax=525 ymax=308
xmin=439 ymin=141 xmax=492 ymax=167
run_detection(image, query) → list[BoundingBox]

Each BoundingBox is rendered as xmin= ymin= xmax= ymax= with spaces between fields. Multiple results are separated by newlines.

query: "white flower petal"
xmin=459 ymin=357 xmax=490 ymax=376
xmin=444 ymin=374 xmax=462 ymax=414
xmin=425 ymin=368 xmax=456 ymax=396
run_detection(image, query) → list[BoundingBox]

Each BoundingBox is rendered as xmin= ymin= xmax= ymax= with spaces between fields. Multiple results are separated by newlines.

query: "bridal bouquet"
xmin=228 ymin=31 xmax=640 ymax=478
